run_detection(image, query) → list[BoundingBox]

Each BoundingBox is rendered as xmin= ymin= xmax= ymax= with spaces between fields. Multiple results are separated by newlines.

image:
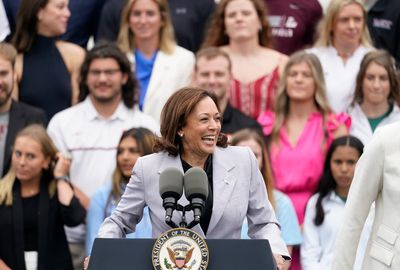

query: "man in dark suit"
xmin=0 ymin=42 xmax=47 ymax=177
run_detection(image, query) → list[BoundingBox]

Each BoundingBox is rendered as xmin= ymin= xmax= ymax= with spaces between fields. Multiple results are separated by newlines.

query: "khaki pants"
xmin=69 ymin=243 xmax=85 ymax=270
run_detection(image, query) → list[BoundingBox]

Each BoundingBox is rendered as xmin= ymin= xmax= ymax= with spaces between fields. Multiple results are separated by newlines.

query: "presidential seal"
xmin=152 ymin=228 xmax=209 ymax=270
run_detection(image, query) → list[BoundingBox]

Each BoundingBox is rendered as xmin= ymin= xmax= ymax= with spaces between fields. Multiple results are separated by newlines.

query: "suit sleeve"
xmin=60 ymin=196 xmax=86 ymax=227
xmin=245 ymin=148 xmax=290 ymax=259
xmin=332 ymin=129 xmax=384 ymax=269
xmin=97 ymin=158 xmax=146 ymax=238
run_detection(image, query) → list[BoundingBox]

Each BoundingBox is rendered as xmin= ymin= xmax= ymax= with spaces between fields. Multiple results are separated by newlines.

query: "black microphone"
xmin=183 ymin=167 xmax=209 ymax=223
xmin=159 ymin=168 xmax=183 ymax=224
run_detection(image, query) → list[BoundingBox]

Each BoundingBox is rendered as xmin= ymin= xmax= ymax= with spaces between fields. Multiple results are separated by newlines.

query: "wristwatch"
xmin=55 ymin=175 xmax=70 ymax=182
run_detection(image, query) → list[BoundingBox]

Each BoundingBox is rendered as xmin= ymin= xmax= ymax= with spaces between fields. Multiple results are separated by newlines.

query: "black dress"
xmin=19 ymin=35 xmax=72 ymax=120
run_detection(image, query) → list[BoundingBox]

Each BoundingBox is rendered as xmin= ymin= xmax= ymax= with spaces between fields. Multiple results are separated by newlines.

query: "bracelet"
xmin=55 ymin=175 xmax=70 ymax=182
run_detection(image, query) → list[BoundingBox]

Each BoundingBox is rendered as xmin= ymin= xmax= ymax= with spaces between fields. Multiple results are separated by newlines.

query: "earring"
xmin=179 ymin=132 xmax=184 ymax=138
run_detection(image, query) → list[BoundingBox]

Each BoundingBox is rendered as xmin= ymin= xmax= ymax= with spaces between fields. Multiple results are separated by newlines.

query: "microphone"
xmin=159 ymin=168 xmax=184 ymax=224
xmin=183 ymin=167 xmax=209 ymax=223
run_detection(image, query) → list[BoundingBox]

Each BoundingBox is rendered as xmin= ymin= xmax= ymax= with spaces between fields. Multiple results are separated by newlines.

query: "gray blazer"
xmin=333 ymin=122 xmax=400 ymax=269
xmin=98 ymin=146 xmax=289 ymax=257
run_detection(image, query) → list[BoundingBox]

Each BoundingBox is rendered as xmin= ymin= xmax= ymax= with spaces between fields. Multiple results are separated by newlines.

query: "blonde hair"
xmin=272 ymin=51 xmax=332 ymax=144
xmin=117 ymin=0 xmax=176 ymax=54
xmin=0 ymin=124 xmax=58 ymax=206
xmin=314 ymin=0 xmax=372 ymax=47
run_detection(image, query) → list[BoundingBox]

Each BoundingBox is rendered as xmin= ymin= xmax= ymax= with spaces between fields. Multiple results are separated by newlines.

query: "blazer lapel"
xmin=12 ymin=181 xmax=27 ymax=270
xmin=37 ymin=179 xmax=49 ymax=270
xmin=207 ymin=148 xmax=236 ymax=234
xmin=143 ymin=52 xmax=170 ymax=109
xmin=3 ymin=101 xmax=24 ymax=175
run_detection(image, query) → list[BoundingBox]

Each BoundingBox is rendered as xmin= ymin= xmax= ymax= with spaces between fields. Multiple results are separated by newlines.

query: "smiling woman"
xmin=117 ymin=0 xmax=195 ymax=123
xmin=94 ymin=86 xmax=291 ymax=269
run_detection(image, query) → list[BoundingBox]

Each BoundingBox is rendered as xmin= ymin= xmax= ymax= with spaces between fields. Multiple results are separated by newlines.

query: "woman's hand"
xmin=54 ymin=152 xmax=74 ymax=205
xmin=273 ymin=254 xmax=286 ymax=270
xmin=53 ymin=152 xmax=71 ymax=178
xmin=83 ymin=256 xmax=90 ymax=270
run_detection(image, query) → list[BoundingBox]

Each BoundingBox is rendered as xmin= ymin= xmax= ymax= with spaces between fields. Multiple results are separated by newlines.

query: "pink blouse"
xmin=229 ymin=67 xmax=279 ymax=120
xmin=258 ymin=111 xmax=351 ymax=224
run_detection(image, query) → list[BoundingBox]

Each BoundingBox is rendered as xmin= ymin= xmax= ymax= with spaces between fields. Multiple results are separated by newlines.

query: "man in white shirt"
xmin=47 ymin=42 xmax=159 ymax=270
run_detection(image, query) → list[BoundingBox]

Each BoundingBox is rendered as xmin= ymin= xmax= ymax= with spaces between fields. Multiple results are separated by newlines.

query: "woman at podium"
xmin=96 ymin=87 xmax=290 ymax=269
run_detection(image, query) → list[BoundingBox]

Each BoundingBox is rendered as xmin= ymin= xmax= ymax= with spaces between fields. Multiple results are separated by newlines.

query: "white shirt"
xmin=301 ymin=192 xmax=345 ymax=270
xmin=47 ymin=98 xmax=159 ymax=243
xmin=0 ymin=1 xmax=10 ymax=41
xmin=48 ymin=97 xmax=159 ymax=197
xmin=308 ymin=46 xmax=372 ymax=113
xmin=348 ymin=103 xmax=400 ymax=145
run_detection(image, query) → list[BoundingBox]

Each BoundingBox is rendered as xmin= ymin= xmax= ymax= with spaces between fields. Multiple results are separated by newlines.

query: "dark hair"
xmin=352 ymin=50 xmax=400 ymax=107
xmin=111 ymin=127 xmax=156 ymax=199
xmin=12 ymin=0 xmax=49 ymax=52
xmin=78 ymin=42 xmax=137 ymax=108
xmin=154 ymin=87 xmax=228 ymax=155
xmin=313 ymin=136 xmax=364 ymax=226
xmin=202 ymin=0 xmax=273 ymax=48
xmin=195 ymin=47 xmax=232 ymax=72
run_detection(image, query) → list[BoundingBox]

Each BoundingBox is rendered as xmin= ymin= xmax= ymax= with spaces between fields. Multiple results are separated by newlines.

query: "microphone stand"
xmin=164 ymin=204 xmax=200 ymax=229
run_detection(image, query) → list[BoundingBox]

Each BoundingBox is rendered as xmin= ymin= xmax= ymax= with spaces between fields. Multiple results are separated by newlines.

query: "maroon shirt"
xmin=265 ymin=0 xmax=323 ymax=55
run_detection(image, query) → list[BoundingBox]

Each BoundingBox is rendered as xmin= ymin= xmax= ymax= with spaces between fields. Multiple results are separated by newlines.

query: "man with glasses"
xmin=47 ymin=42 xmax=159 ymax=270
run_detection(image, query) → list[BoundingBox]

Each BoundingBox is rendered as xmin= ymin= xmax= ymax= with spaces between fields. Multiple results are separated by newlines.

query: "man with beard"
xmin=0 ymin=42 xmax=46 ymax=177
xmin=47 ymin=42 xmax=158 ymax=270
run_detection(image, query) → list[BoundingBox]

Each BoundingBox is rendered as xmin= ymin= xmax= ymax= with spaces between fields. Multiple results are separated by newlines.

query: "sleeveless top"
xmin=258 ymin=111 xmax=351 ymax=224
xmin=19 ymin=35 xmax=71 ymax=120
xmin=229 ymin=66 xmax=279 ymax=120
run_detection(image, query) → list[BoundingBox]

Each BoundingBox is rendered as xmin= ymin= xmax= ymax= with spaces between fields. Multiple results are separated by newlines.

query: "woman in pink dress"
xmin=202 ymin=0 xmax=287 ymax=119
xmin=258 ymin=50 xmax=350 ymax=269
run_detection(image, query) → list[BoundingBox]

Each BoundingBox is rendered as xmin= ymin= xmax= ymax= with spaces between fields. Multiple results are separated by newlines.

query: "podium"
xmin=88 ymin=238 xmax=277 ymax=269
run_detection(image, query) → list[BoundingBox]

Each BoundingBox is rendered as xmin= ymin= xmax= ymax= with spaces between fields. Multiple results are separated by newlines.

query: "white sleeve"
xmin=301 ymin=196 xmax=322 ymax=270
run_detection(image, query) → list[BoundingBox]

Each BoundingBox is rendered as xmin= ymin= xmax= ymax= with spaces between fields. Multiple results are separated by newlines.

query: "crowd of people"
xmin=1 ymin=0 xmax=400 ymax=269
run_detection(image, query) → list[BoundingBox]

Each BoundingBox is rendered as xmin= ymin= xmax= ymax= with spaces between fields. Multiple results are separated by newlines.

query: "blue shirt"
xmin=86 ymin=182 xmax=152 ymax=255
xmin=135 ymin=49 xmax=158 ymax=110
